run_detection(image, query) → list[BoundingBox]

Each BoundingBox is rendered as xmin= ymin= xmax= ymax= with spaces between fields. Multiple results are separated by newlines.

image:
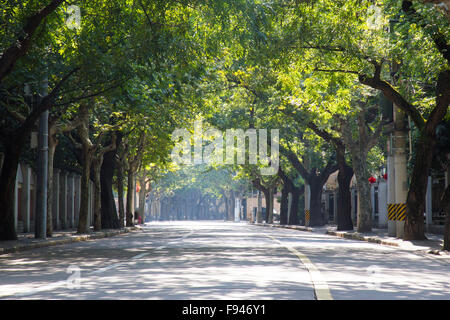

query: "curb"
xmin=0 ymin=227 xmax=141 ymax=255
xmin=253 ymin=223 xmax=446 ymax=252
xmin=253 ymin=222 xmax=314 ymax=233
xmin=325 ymin=230 xmax=400 ymax=247
xmin=271 ymin=224 xmax=314 ymax=233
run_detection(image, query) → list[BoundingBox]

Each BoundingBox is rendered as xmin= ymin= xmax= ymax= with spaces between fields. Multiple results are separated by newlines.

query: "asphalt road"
xmin=0 ymin=221 xmax=448 ymax=299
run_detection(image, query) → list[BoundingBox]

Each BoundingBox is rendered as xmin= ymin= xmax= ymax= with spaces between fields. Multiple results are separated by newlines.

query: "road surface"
xmin=0 ymin=221 xmax=448 ymax=299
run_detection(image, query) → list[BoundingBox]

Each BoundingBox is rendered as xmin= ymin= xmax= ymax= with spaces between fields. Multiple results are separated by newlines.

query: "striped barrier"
xmin=387 ymin=204 xmax=397 ymax=221
xmin=387 ymin=203 xmax=406 ymax=221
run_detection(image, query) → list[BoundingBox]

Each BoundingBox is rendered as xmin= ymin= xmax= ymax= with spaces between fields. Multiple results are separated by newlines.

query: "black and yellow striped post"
xmin=396 ymin=204 xmax=406 ymax=222
xmin=388 ymin=204 xmax=397 ymax=221
xmin=387 ymin=203 xmax=406 ymax=222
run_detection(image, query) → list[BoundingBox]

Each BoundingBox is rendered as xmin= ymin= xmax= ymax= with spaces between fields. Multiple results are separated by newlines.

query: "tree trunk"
xmin=138 ymin=172 xmax=146 ymax=224
xmin=228 ymin=191 xmax=235 ymax=221
xmin=160 ymin=200 xmax=165 ymax=220
xmin=117 ymin=162 xmax=125 ymax=228
xmin=444 ymin=210 xmax=450 ymax=251
xmin=213 ymin=199 xmax=221 ymax=220
xmin=100 ymin=137 xmax=120 ymax=229
xmin=443 ymin=183 xmax=450 ymax=251
xmin=224 ymin=194 xmax=229 ymax=221
xmin=46 ymin=133 xmax=57 ymax=236
xmin=440 ymin=163 xmax=450 ymax=250
xmin=266 ymin=188 xmax=274 ymax=224
xmin=336 ymin=150 xmax=354 ymax=231
xmin=0 ymin=142 xmax=21 ymax=240
xmin=288 ymin=187 xmax=302 ymax=225
xmin=280 ymin=186 xmax=290 ymax=225
xmin=262 ymin=189 xmax=270 ymax=223
xmin=0 ymin=0 xmax=65 ymax=82
xmin=256 ymin=190 xmax=263 ymax=223
xmin=92 ymin=157 xmax=102 ymax=231
xmin=278 ymin=169 xmax=302 ymax=225
xmin=404 ymin=134 xmax=434 ymax=240
xmin=177 ymin=199 xmax=182 ymax=220
xmin=353 ymin=156 xmax=372 ymax=232
xmin=188 ymin=194 xmax=193 ymax=219
xmin=196 ymin=194 xmax=206 ymax=220
xmin=77 ymin=145 xmax=92 ymax=234
xmin=309 ymin=180 xmax=325 ymax=226
xmin=126 ymin=169 xmax=135 ymax=227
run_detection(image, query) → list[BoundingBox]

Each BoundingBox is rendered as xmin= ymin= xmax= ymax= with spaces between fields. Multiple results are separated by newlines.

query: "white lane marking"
xmin=2 ymin=280 xmax=69 ymax=298
xmin=132 ymin=252 xmax=150 ymax=259
xmin=182 ymin=230 xmax=194 ymax=239
xmin=89 ymin=228 xmax=194 ymax=275
xmin=265 ymin=234 xmax=333 ymax=300
xmin=89 ymin=262 xmax=125 ymax=275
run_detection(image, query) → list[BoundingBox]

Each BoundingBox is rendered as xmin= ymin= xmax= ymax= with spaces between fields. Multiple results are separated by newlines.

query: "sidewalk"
xmin=0 ymin=226 xmax=142 ymax=255
xmin=254 ymin=222 xmax=449 ymax=258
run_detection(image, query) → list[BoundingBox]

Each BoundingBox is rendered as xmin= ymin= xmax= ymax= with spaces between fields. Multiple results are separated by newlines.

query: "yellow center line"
xmin=265 ymin=234 xmax=333 ymax=300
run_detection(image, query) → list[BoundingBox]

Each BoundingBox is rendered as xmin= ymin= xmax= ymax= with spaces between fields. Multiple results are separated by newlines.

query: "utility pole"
xmin=387 ymin=137 xmax=396 ymax=236
xmin=385 ymin=18 xmax=408 ymax=239
xmin=393 ymin=105 xmax=408 ymax=238
xmin=385 ymin=17 xmax=397 ymax=237
xmin=384 ymin=98 xmax=408 ymax=240
xmin=35 ymin=77 xmax=49 ymax=239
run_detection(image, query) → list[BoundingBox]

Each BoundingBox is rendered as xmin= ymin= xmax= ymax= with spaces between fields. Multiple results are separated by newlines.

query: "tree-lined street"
xmin=0 ymin=0 xmax=449 ymax=302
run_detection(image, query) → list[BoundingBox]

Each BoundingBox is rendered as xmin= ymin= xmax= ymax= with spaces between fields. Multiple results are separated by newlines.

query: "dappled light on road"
xmin=0 ymin=222 xmax=448 ymax=300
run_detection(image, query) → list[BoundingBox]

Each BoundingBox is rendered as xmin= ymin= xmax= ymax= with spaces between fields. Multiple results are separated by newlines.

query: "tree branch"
xmin=426 ymin=70 xmax=450 ymax=135
xmin=0 ymin=0 xmax=66 ymax=82
xmin=402 ymin=0 xmax=450 ymax=64
xmin=367 ymin=114 xmax=384 ymax=151
xmin=67 ymin=132 xmax=82 ymax=150
xmin=307 ymin=121 xmax=344 ymax=150
xmin=98 ymin=131 xmax=117 ymax=156
xmin=52 ymin=81 xmax=121 ymax=107
xmin=252 ymin=177 xmax=268 ymax=194
xmin=358 ymin=73 xmax=426 ymax=129
xmin=17 ymin=67 xmax=80 ymax=135
xmin=279 ymin=144 xmax=311 ymax=182
xmin=51 ymin=116 xmax=84 ymax=136
xmin=5 ymin=107 xmax=26 ymax=123
xmin=319 ymin=159 xmax=339 ymax=184
xmin=314 ymin=68 xmax=359 ymax=75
